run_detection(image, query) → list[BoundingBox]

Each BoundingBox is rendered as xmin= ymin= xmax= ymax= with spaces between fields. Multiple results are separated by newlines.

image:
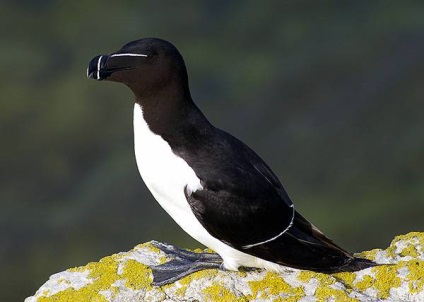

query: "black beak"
xmin=87 ymin=53 xmax=145 ymax=80
xmin=87 ymin=55 xmax=110 ymax=80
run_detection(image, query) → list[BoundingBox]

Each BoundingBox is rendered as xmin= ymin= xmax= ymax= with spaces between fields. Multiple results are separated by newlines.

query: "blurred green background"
xmin=2 ymin=1 xmax=424 ymax=300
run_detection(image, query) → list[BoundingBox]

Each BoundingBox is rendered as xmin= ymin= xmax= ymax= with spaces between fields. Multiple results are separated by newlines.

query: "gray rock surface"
xmin=26 ymin=232 xmax=424 ymax=301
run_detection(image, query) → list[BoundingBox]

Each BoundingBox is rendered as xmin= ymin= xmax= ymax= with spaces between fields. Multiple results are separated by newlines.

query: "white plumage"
xmin=133 ymin=103 xmax=286 ymax=272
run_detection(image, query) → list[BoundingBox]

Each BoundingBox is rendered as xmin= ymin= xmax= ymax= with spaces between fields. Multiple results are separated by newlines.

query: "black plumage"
xmin=87 ymin=37 xmax=376 ymax=282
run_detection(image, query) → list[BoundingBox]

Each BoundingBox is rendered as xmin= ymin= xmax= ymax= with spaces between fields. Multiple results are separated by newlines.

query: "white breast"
xmin=133 ymin=103 xmax=285 ymax=272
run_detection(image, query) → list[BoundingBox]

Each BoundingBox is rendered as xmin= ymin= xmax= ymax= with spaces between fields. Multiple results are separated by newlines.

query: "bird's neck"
xmin=135 ymin=88 xmax=212 ymax=144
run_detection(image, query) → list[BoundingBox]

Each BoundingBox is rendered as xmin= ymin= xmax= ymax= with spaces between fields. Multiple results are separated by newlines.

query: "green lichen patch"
xmin=248 ymin=271 xmax=304 ymax=301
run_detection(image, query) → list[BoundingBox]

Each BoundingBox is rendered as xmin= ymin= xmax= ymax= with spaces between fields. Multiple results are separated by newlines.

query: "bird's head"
xmin=87 ymin=38 xmax=190 ymax=99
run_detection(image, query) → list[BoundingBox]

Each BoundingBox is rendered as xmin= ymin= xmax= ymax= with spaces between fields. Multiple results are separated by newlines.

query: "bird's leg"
xmin=150 ymin=241 xmax=223 ymax=286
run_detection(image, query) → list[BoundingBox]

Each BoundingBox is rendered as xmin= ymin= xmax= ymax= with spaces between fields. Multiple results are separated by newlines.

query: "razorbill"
xmin=87 ymin=38 xmax=376 ymax=285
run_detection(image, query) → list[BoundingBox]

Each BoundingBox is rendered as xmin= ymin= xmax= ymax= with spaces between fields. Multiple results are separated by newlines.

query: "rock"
xmin=26 ymin=232 xmax=424 ymax=302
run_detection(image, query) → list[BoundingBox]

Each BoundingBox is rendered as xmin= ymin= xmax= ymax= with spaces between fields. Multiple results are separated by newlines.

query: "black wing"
xmin=175 ymin=128 xmax=294 ymax=248
xmin=173 ymin=127 xmax=376 ymax=272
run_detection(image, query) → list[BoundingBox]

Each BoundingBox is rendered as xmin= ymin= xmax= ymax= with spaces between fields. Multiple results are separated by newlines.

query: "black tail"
xmin=313 ymin=256 xmax=378 ymax=273
xmin=243 ymin=211 xmax=377 ymax=273
xmin=341 ymin=257 xmax=378 ymax=272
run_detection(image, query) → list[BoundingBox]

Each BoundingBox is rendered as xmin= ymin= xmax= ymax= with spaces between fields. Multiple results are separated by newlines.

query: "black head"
xmin=87 ymin=38 xmax=190 ymax=99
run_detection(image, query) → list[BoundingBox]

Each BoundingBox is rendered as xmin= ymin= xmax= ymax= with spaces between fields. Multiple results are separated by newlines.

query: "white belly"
xmin=133 ymin=103 xmax=285 ymax=272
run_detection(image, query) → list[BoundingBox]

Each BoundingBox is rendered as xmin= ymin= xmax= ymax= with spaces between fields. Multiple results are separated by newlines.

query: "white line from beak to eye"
xmin=110 ymin=53 xmax=148 ymax=57
xmin=97 ymin=55 xmax=103 ymax=80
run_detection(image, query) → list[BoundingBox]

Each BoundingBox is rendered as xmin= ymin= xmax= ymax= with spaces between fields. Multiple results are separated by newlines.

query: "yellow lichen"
xmin=298 ymin=271 xmax=358 ymax=301
xmin=350 ymin=265 xmax=401 ymax=300
xmin=138 ymin=242 xmax=167 ymax=264
xmin=121 ymin=259 xmax=153 ymax=290
xmin=333 ymin=271 xmax=356 ymax=285
xmin=181 ymin=267 xmax=219 ymax=284
xmin=386 ymin=232 xmax=423 ymax=259
xmin=236 ymin=270 xmax=248 ymax=278
xmin=357 ymin=248 xmax=380 ymax=261
xmin=298 ymin=271 xmax=336 ymax=287
xmin=315 ymin=286 xmax=358 ymax=302
xmin=297 ymin=271 xmax=325 ymax=284
xmin=400 ymin=232 xmax=424 ymax=246
xmin=196 ymin=247 xmax=215 ymax=254
xmin=400 ymin=245 xmax=419 ymax=258
xmin=353 ymin=275 xmax=374 ymax=291
xmin=372 ymin=265 xmax=401 ymax=299
xmin=38 ymin=254 xmax=121 ymax=301
xmin=249 ymin=272 xmax=304 ymax=300
xmin=405 ymin=260 xmax=424 ymax=294
xmin=157 ymin=255 xmax=167 ymax=265
xmin=38 ymin=287 xmax=108 ymax=302
xmin=142 ymin=242 xmax=162 ymax=255
xmin=173 ymin=275 xmax=192 ymax=297
xmin=67 ymin=265 xmax=88 ymax=273
xmin=202 ymin=283 xmax=245 ymax=302
xmin=174 ymin=284 xmax=188 ymax=297
xmin=32 ymin=232 xmax=424 ymax=301
xmin=171 ymin=266 xmax=220 ymax=297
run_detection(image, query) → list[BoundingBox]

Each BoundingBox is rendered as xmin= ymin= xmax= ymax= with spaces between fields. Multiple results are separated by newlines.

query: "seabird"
xmin=87 ymin=38 xmax=376 ymax=285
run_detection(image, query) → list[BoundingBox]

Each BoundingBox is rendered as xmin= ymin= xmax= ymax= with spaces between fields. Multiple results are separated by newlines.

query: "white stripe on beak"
xmin=110 ymin=53 xmax=148 ymax=58
xmin=96 ymin=55 xmax=103 ymax=80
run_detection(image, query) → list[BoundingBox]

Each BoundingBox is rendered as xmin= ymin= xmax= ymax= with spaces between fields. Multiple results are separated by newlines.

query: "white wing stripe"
xmin=242 ymin=207 xmax=295 ymax=249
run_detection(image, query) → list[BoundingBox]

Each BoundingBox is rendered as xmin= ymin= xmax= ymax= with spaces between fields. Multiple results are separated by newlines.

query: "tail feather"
xmin=343 ymin=257 xmax=378 ymax=272
xmin=287 ymin=212 xmax=378 ymax=273
xmin=244 ymin=211 xmax=378 ymax=273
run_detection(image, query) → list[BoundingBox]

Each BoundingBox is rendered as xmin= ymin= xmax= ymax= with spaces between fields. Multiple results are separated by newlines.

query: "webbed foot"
xmin=150 ymin=241 xmax=223 ymax=286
